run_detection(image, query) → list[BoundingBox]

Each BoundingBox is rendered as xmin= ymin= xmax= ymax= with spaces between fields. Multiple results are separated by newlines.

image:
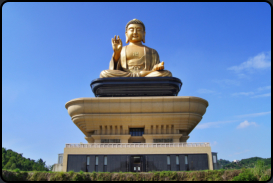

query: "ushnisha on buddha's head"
xmin=125 ymin=19 xmax=146 ymax=44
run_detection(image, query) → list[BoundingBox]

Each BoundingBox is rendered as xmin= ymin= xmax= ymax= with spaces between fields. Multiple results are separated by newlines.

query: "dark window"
xmin=167 ymin=155 xmax=171 ymax=170
xmin=101 ymin=139 xmax=120 ymax=143
xmin=95 ymin=156 xmax=98 ymax=165
xmin=213 ymin=155 xmax=217 ymax=163
xmin=109 ymin=139 xmax=120 ymax=143
xmin=104 ymin=156 xmax=107 ymax=165
xmin=176 ymin=155 xmax=180 ymax=171
xmin=87 ymin=156 xmax=90 ymax=165
xmin=95 ymin=156 xmax=98 ymax=172
xmin=104 ymin=156 xmax=107 ymax=172
xmin=133 ymin=156 xmax=141 ymax=164
xmin=176 ymin=156 xmax=179 ymax=165
xmin=153 ymin=139 xmax=173 ymax=143
xmin=58 ymin=156 xmax=63 ymax=164
xmin=101 ymin=139 xmax=109 ymax=143
xmin=167 ymin=156 xmax=170 ymax=165
xmin=185 ymin=155 xmax=188 ymax=164
xmin=86 ymin=156 xmax=90 ymax=172
xmin=129 ymin=128 xmax=144 ymax=136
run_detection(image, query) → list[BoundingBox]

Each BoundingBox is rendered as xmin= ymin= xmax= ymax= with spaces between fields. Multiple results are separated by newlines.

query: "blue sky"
xmin=2 ymin=2 xmax=271 ymax=166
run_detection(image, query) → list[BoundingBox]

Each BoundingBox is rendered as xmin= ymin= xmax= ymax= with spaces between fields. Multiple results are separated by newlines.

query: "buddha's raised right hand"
xmin=112 ymin=35 xmax=123 ymax=53
xmin=112 ymin=35 xmax=123 ymax=62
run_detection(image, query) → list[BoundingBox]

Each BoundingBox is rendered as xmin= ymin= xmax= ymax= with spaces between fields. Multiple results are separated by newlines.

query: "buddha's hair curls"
xmin=125 ymin=19 xmax=145 ymax=32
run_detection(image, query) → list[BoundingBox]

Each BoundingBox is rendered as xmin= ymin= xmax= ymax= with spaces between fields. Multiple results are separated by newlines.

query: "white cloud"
xmin=251 ymin=93 xmax=271 ymax=98
xmin=257 ymin=86 xmax=271 ymax=91
xmin=197 ymin=89 xmax=216 ymax=94
xmin=232 ymin=92 xmax=254 ymax=96
xmin=232 ymin=86 xmax=271 ymax=98
xmin=237 ymin=73 xmax=249 ymax=79
xmin=236 ymin=111 xmax=271 ymax=118
xmin=228 ymin=51 xmax=271 ymax=72
xmin=236 ymin=120 xmax=258 ymax=129
xmin=196 ymin=120 xmax=238 ymax=129
xmin=213 ymin=79 xmax=240 ymax=87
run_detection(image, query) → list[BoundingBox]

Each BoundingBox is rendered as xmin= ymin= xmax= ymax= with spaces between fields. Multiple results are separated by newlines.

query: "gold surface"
xmin=100 ymin=19 xmax=172 ymax=78
xmin=65 ymin=96 xmax=209 ymax=143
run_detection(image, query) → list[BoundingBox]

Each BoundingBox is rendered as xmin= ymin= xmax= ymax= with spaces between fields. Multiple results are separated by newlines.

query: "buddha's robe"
xmin=100 ymin=45 xmax=172 ymax=78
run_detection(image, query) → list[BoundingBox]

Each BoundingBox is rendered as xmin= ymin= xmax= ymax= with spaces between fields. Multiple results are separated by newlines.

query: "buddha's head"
xmin=125 ymin=19 xmax=146 ymax=44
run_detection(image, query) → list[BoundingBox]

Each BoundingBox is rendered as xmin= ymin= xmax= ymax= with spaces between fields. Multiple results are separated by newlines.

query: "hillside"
xmin=2 ymin=147 xmax=49 ymax=171
xmin=218 ymin=157 xmax=271 ymax=169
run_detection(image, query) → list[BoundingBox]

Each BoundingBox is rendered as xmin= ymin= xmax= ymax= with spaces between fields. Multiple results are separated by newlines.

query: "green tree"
xmin=4 ymin=161 xmax=12 ymax=169
xmin=2 ymin=147 xmax=50 ymax=171
xmin=10 ymin=163 xmax=16 ymax=170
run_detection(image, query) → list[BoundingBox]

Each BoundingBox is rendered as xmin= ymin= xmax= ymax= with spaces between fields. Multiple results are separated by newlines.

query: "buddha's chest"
xmin=126 ymin=46 xmax=145 ymax=60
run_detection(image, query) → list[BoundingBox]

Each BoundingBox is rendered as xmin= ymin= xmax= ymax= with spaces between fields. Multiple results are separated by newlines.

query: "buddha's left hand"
xmin=152 ymin=62 xmax=164 ymax=71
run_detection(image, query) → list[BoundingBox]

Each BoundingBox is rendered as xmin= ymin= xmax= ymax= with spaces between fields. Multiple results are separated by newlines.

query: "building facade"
xmin=58 ymin=95 xmax=219 ymax=172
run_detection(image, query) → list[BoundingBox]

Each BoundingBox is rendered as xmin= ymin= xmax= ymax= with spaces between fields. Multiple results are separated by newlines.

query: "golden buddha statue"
xmin=100 ymin=19 xmax=172 ymax=78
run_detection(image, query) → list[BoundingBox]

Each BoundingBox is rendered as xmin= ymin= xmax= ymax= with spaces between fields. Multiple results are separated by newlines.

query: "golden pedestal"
xmin=65 ymin=96 xmax=208 ymax=143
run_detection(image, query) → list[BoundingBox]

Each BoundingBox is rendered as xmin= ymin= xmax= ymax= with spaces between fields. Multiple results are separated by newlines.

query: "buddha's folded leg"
xmin=100 ymin=70 xmax=132 ymax=78
xmin=145 ymin=70 xmax=172 ymax=77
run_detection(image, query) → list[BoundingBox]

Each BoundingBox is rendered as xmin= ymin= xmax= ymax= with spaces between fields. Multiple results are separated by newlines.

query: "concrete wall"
xmin=52 ymin=163 xmax=63 ymax=172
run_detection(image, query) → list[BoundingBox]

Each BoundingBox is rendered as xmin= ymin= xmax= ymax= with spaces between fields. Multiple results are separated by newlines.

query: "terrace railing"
xmin=65 ymin=143 xmax=210 ymax=148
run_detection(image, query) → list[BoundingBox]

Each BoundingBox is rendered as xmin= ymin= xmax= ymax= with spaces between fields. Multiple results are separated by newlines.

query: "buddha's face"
xmin=126 ymin=24 xmax=145 ymax=43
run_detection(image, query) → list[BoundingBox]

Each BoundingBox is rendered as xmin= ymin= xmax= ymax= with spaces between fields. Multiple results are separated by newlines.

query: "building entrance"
xmin=131 ymin=156 xmax=142 ymax=172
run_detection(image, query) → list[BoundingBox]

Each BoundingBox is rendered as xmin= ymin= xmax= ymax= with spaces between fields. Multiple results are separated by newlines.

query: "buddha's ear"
xmin=125 ymin=32 xmax=129 ymax=44
xmin=142 ymin=32 xmax=146 ymax=43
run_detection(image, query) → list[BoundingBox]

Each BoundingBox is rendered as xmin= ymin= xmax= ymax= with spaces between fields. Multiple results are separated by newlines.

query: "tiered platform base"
xmin=90 ymin=77 xmax=182 ymax=97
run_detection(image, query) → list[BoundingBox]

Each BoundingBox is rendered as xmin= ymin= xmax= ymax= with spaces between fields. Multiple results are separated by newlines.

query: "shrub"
xmin=36 ymin=172 xmax=48 ymax=181
xmin=170 ymin=172 xmax=177 ymax=180
xmin=152 ymin=172 xmax=160 ymax=181
xmin=260 ymin=174 xmax=270 ymax=181
xmin=104 ymin=172 xmax=111 ymax=181
xmin=29 ymin=172 xmax=39 ymax=181
xmin=159 ymin=171 xmax=165 ymax=177
xmin=232 ymin=169 xmax=258 ymax=181
xmin=72 ymin=173 xmax=84 ymax=181
xmin=14 ymin=168 xmax=20 ymax=173
xmin=126 ymin=173 xmax=134 ymax=181
xmin=50 ymin=172 xmax=69 ymax=181
xmin=252 ymin=160 xmax=270 ymax=180
xmin=97 ymin=172 xmax=104 ymax=181
xmin=119 ymin=173 xmax=126 ymax=181
xmin=91 ymin=171 xmax=97 ymax=181
xmin=2 ymin=168 xmax=258 ymax=181
xmin=68 ymin=170 xmax=74 ymax=177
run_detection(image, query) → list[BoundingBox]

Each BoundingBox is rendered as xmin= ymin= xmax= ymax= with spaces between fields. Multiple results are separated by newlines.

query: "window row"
xmin=87 ymin=156 xmax=107 ymax=172
xmin=167 ymin=155 xmax=188 ymax=165
xmin=153 ymin=139 xmax=173 ymax=143
xmin=87 ymin=156 xmax=107 ymax=165
xmin=101 ymin=139 xmax=120 ymax=143
xmin=129 ymin=128 xmax=144 ymax=136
